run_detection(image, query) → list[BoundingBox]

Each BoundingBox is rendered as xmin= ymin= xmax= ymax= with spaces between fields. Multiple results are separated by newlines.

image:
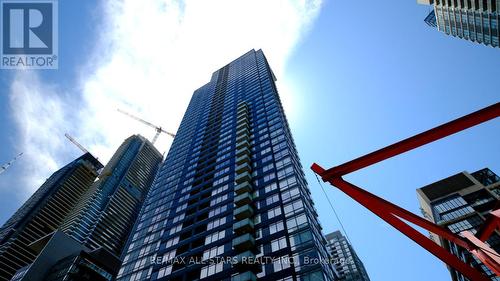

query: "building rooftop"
xmin=419 ymin=172 xmax=474 ymax=201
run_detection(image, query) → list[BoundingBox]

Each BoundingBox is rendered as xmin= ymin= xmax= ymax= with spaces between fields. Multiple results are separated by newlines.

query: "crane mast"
xmin=65 ymin=133 xmax=89 ymax=154
xmin=0 ymin=153 xmax=23 ymax=175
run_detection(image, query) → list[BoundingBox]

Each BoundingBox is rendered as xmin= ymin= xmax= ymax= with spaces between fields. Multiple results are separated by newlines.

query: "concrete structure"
xmin=325 ymin=231 xmax=370 ymax=281
xmin=60 ymin=135 xmax=162 ymax=257
xmin=5 ymin=135 xmax=162 ymax=281
xmin=417 ymin=168 xmax=500 ymax=280
xmin=10 ymin=230 xmax=120 ymax=281
xmin=418 ymin=0 xmax=499 ymax=48
xmin=117 ymin=49 xmax=338 ymax=281
xmin=0 ymin=153 xmax=103 ymax=281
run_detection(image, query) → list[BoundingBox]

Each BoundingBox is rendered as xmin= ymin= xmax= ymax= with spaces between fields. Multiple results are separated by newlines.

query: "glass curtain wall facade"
xmin=7 ymin=135 xmax=162 ymax=281
xmin=0 ymin=153 xmax=103 ymax=281
xmin=325 ymin=231 xmax=370 ymax=281
xmin=60 ymin=135 xmax=163 ymax=257
xmin=418 ymin=0 xmax=499 ymax=47
xmin=417 ymin=168 xmax=500 ymax=281
xmin=117 ymin=49 xmax=337 ymax=281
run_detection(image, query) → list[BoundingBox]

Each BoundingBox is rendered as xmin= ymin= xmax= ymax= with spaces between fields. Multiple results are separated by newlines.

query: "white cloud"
xmin=6 ymin=0 xmax=322 ymax=197
xmin=7 ymin=72 xmax=76 ymax=198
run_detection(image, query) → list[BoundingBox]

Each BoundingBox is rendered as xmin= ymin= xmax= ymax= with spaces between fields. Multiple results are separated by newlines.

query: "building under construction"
xmin=0 ymin=153 xmax=103 ymax=281
xmin=8 ymin=135 xmax=162 ymax=281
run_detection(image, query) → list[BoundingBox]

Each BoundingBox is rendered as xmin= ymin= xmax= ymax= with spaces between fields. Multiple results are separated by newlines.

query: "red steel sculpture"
xmin=312 ymin=102 xmax=500 ymax=281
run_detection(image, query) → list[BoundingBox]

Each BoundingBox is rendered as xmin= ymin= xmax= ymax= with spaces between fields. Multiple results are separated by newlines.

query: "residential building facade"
xmin=60 ymin=134 xmax=163 ymax=257
xmin=417 ymin=168 xmax=500 ymax=281
xmin=0 ymin=153 xmax=103 ymax=281
xmin=6 ymin=135 xmax=162 ymax=281
xmin=418 ymin=0 xmax=499 ymax=48
xmin=117 ymin=49 xmax=338 ymax=281
xmin=325 ymin=231 xmax=370 ymax=281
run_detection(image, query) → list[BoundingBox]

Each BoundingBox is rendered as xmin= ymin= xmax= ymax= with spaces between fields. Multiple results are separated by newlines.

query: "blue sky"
xmin=0 ymin=1 xmax=499 ymax=280
xmin=0 ymin=0 xmax=101 ymax=221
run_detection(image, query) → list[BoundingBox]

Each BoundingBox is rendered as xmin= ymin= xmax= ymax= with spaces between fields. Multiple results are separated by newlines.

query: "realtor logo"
xmin=1 ymin=0 xmax=58 ymax=69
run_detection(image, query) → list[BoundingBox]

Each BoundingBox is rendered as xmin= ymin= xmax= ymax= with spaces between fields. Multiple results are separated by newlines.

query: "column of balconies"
xmin=232 ymin=102 xmax=257 ymax=281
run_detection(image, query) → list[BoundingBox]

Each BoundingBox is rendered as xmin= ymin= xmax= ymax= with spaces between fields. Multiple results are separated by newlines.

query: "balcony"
xmin=234 ymin=250 xmax=256 ymax=264
xmin=234 ymin=192 xmax=253 ymax=207
xmin=232 ymin=233 xmax=255 ymax=251
xmin=237 ymin=108 xmax=249 ymax=116
xmin=235 ymin=162 xmax=251 ymax=174
xmin=237 ymin=109 xmax=249 ymax=119
xmin=236 ymin=147 xmax=251 ymax=158
xmin=471 ymin=168 xmax=500 ymax=186
xmin=236 ymin=127 xmax=250 ymax=137
xmin=236 ymin=135 xmax=250 ymax=146
xmin=235 ymin=171 xmax=251 ymax=184
xmin=236 ymin=154 xmax=251 ymax=166
xmin=236 ymin=139 xmax=250 ymax=150
xmin=237 ymin=112 xmax=249 ymax=123
xmin=236 ymin=122 xmax=250 ymax=132
xmin=237 ymin=103 xmax=249 ymax=111
xmin=235 ymin=182 xmax=253 ymax=195
xmin=231 ymin=271 xmax=257 ymax=281
xmin=233 ymin=218 xmax=254 ymax=234
xmin=234 ymin=205 xmax=254 ymax=220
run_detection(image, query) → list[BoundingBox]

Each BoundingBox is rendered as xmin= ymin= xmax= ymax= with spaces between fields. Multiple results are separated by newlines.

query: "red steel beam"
xmin=311 ymin=170 xmax=491 ymax=281
xmin=477 ymin=209 xmax=500 ymax=242
xmin=312 ymin=103 xmax=500 ymax=280
xmin=312 ymin=164 xmax=474 ymax=251
xmin=461 ymin=231 xmax=500 ymax=276
xmin=321 ymin=102 xmax=499 ymax=180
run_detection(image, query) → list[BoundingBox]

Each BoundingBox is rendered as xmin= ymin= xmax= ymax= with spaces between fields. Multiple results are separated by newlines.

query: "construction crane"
xmin=65 ymin=133 xmax=89 ymax=154
xmin=64 ymin=133 xmax=112 ymax=180
xmin=0 ymin=152 xmax=23 ymax=175
xmin=117 ymin=108 xmax=175 ymax=144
